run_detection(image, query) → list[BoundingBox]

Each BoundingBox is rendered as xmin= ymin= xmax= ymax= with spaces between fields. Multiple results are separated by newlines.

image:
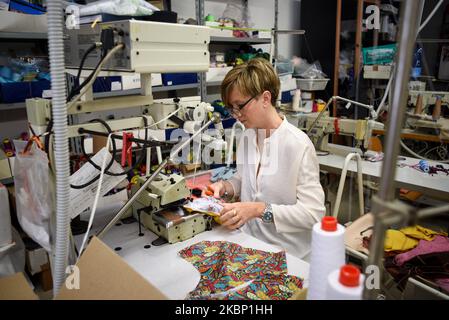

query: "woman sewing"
xmin=203 ymin=58 xmax=325 ymax=261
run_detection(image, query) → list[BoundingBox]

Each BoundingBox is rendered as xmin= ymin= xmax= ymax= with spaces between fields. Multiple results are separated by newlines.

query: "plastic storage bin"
xmin=0 ymin=79 xmax=51 ymax=103
xmin=296 ymin=78 xmax=329 ymax=91
xmin=161 ymin=73 xmax=197 ymax=86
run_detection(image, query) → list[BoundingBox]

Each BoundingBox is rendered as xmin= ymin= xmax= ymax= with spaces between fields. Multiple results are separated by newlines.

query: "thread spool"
xmin=307 ymin=216 xmax=346 ymax=300
xmin=326 ymin=264 xmax=364 ymax=300
xmin=414 ymin=94 xmax=423 ymax=114
xmin=193 ymin=106 xmax=206 ymax=122
xmin=291 ymin=89 xmax=302 ymax=112
xmin=419 ymin=159 xmax=430 ymax=173
xmin=432 ymin=96 xmax=442 ymax=121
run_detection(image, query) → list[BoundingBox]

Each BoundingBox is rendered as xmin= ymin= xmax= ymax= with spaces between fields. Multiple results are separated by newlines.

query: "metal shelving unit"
xmin=195 ymin=0 xmax=280 ymax=101
xmin=210 ymin=36 xmax=272 ymax=44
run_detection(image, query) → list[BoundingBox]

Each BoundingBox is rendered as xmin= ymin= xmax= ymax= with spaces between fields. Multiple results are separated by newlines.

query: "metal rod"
xmin=417 ymin=204 xmax=449 ymax=219
xmin=364 ymin=0 xmax=424 ymax=300
xmin=97 ymin=118 xmax=215 ymax=239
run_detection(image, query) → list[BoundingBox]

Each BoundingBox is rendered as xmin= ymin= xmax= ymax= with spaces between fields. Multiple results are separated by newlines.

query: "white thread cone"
xmin=307 ymin=217 xmax=345 ymax=300
xmin=326 ymin=265 xmax=364 ymax=300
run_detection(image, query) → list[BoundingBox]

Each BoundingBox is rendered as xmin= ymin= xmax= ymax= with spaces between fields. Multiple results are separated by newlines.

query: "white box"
xmin=26 ymin=247 xmax=49 ymax=275
xmin=121 ymin=73 xmax=163 ymax=90
xmin=363 ymin=65 xmax=391 ymax=79
xmin=205 ymin=21 xmax=220 ymax=27
xmin=280 ymin=74 xmax=298 ymax=92
xmin=206 ymin=66 xmax=232 ymax=83
xmin=252 ymin=30 xmax=271 ymax=39
xmin=208 ymin=27 xmax=233 ymax=38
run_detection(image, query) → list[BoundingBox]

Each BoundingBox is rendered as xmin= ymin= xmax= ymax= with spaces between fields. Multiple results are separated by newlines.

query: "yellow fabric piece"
xmin=384 ymin=230 xmax=419 ymax=252
xmin=400 ymin=225 xmax=448 ymax=241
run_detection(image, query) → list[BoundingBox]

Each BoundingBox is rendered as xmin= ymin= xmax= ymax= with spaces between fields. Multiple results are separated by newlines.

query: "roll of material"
xmin=326 ymin=265 xmax=364 ymax=300
xmin=0 ymin=184 xmax=12 ymax=247
xmin=193 ymin=106 xmax=206 ymax=122
xmin=307 ymin=217 xmax=345 ymax=300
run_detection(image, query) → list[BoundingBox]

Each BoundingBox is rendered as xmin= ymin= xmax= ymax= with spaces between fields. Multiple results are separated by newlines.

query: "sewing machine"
xmin=130 ymin=174 xmax=212 ymax=244
xmin=406 ymin=90 xmax=449 ymax=140
xmin=298 ymin=112 xmax=385 ymax=156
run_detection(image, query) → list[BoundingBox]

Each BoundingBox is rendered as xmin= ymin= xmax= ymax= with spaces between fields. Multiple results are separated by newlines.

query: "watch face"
xmin=263 ymin=210 xmax=273 ymax=223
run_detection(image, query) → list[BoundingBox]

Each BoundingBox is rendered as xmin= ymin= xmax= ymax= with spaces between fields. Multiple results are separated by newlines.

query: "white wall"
xmin=171 ymin=0 xmax=301 ymax=59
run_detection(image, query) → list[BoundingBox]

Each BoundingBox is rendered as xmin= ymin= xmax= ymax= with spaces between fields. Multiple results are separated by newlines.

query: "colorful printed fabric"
xmin=178 ymin=241 xmax=303 ymax=300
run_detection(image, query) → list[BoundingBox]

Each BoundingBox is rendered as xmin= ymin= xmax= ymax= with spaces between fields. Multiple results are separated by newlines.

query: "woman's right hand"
xmin=202 ymin=181 xmax=225 ymax=198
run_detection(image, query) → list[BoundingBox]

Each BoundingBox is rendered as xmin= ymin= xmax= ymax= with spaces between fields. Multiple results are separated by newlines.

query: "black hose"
xmin=79 ymin=117 xmax=149 ymax=177
xmin=70 ymin=119 xmax=117 ymax=189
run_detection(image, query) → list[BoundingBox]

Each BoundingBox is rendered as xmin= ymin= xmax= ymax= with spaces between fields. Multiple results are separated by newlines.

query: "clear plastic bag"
xmin=221 ymin=3 xmax=253 ymax=28
xmin=293 ymin=57 xmax=327 ymax=79
xmin=78 ymin=0 xmax=159 ymax=17
xmin=13 ymin=141 xmax=54 ymax=252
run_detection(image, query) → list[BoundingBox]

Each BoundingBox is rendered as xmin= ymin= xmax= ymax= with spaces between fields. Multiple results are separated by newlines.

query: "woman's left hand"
xmin=219 ymin=202 xmax=265 ymax=230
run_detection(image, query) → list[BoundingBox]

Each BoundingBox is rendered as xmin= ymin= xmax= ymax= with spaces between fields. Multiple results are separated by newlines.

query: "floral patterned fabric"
xmin=178 ymin=241 xmax=303 ymax=300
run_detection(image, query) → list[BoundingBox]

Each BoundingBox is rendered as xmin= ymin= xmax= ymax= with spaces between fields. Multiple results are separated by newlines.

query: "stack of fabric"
xmin=383 ymin=226 xmax=449 ymax=294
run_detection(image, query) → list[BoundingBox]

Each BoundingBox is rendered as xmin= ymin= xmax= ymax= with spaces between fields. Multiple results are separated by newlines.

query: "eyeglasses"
xmin=227 ymin=96 xmax=256 ymax=118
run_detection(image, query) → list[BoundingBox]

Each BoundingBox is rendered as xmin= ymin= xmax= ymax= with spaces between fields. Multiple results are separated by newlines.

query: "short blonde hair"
xmin=221 ymin=58 xmax=280 ymax=108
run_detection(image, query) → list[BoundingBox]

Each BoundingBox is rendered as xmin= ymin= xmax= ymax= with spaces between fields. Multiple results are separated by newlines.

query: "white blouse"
xmin=228 ymin=117 xmax=325 ymax=261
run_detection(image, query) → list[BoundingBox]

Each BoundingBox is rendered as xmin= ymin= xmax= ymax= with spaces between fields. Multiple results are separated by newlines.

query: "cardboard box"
xmin=206 ymin=66 xmax=232 ymax=83
xmin=208 ymin=27 xmax=233 ymax=38
xmin=363 ymin=65 xmax=392 ymax=79
xmin=2 ymin=237 xmax=167 ymax=300
xmin=121 ymin=73 xmax=162 ymax=90
xmin=56 ymin=237 xmax=167 ymax=299
xmin=26 ymin=246 xmax=49 ymax=276
xmin=0 ymin=272 xmax=38 ymax=300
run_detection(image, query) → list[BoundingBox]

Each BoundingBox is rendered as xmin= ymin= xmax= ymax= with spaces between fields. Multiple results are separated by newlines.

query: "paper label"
xmin=69 ymin=148 xmax=126 ymax=219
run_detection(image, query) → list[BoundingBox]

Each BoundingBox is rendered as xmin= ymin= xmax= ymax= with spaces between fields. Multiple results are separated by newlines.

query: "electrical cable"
xmin=77 ymin=132 xmax=114 ymax=260
xmin=67 ymin=44 xmax=124 ymax=112
xmin=70 ymin=119 xmax=117 ymax=189
xmin=45 ymin=43 xmax=124 ymax=161
xmin=400 ymin=140 xmax=449 ymax=163
xmin=79 ymin=117 xmax=149 ymax=178
xmin=67 ymin=43 xmax=103 ymax=102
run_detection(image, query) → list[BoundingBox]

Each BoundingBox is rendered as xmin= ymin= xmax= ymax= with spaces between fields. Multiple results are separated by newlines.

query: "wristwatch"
xmin=261 ymin=203 xmax=274 ymax=223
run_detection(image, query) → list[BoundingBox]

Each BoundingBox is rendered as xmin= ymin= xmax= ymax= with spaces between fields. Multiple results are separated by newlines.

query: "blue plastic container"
xmin=161 ymin=73 xmax=198 ymax=86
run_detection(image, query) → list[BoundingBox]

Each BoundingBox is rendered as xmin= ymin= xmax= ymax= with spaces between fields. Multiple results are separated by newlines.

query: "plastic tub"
xmin=296 ymin=78 xmax=329 ymax=91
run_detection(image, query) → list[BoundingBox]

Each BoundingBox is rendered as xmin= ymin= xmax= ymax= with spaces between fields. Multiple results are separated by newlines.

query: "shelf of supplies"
xmin=210 ymin=36 xmax=271 ymax=44
xmin=0 ymin=102 xmax=26 ymax=111
xmin=0 ymin=32 xmax=47 ymax=40
xmin=93 ymin=83 xmax=199 ymax=98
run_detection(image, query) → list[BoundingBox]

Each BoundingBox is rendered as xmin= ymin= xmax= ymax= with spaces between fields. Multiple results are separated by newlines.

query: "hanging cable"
xmin=77 ymin=133 xmax=114 ymax=259
xmin=400 ymin=140 xmax=449 ymax=163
